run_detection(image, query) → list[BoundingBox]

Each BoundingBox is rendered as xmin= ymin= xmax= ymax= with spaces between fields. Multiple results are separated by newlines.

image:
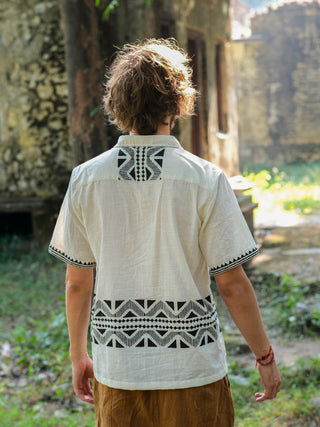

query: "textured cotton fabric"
xmin=49 ymin=135 xmax=258 ymax=390
xmin=93 ymin=375 xmax=234 ymax=427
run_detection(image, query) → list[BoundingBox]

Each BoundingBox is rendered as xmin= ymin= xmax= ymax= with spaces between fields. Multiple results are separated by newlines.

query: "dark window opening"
xmin=160 ymin=19 xmax=174 ymax=39
xmin=215 ymin=42 xmax=228 ymax=134
xmin=0 ymin=212 xmax=33 ymax=236
xmin=188 ymin=33 xmax=206 ymax=158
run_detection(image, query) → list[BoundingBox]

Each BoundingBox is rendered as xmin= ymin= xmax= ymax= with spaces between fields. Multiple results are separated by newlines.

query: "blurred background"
xmin=0 ymin=1 xmax=319 ymax=425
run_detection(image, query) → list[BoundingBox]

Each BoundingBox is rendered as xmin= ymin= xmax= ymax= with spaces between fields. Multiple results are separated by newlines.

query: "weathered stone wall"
xmin=232 ymin=1 xmax=320 ymax=165
xmin=0 ymin=0 xmax=71 ymax=199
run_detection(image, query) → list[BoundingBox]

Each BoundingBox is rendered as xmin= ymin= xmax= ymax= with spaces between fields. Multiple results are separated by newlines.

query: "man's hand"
xmin=72 ymin=355 xmax=94 ymax=404
xmin=255 ymin=362 xmax=281 ymax=402
xmin=215 ymin=265 xmax=282 ymax=402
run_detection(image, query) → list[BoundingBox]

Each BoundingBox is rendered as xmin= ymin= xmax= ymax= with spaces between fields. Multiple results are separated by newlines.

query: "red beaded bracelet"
xmin=255 ymin=346 xmax=274 ymax=367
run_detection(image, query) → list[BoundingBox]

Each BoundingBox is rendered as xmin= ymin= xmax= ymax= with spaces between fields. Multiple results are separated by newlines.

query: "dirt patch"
xmin=252 ymin=247 xmax=320 ymax=284
xmin=251 ymin=210 xmax=320 ymax=284
xmin=247 ymin=212 xmax=320 ymax=364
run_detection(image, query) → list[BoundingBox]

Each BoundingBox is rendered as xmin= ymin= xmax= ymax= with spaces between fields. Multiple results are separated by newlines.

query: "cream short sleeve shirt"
xmin=49 ymin=135 xmax=259 ymax=390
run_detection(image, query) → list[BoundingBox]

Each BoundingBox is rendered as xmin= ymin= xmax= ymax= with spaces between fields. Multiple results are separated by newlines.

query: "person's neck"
xmin=154 ymin=122 xmax=171 ymax=135
xmin=130 ymin=118 xmax=172 ymax=136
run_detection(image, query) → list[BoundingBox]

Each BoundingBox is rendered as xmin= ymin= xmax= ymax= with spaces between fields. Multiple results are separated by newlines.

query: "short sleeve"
xmin=48 ymin=169 xmax=96 ymax=268
xmin=199 ymin=171 xmax=259 ymax=275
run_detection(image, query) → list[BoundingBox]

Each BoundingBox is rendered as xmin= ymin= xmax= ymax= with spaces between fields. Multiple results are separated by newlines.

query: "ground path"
xmin=244 ymin=209 xmax=320 ymax=366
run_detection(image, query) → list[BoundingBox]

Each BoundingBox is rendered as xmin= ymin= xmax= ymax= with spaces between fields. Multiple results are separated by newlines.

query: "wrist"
xmin=255 ymin=345 xmax=275 ymax=367
xmin=69 ymin=348 xmax=90 ymax=363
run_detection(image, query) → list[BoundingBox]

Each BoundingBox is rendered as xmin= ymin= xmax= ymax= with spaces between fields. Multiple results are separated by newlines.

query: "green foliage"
xmin=0 ymin=238 xmax=65 ymax=323
xmin=89 ymin=105 xmax=103 ymax=118
xmin=243 ymin=161 xmax=320 ymax=187
xmin=283 ymin=197 xmax=320 ymax=215
xmin=102 ymin=0 xmax=119 ymax=20
xmin=95 ymin=0 xmax=152 ymax=21
xmin=242 ymin=162 xmax=320 ymax=216
xmin=252 ymin=272 xmax=320 ymax=337
xmin=9 ymin=312 xmax=69 ymax=375
xmin=0 ymin=238 xmax=96 ymax=426
xmin=0 ymin=396 xmax=94 ymax=427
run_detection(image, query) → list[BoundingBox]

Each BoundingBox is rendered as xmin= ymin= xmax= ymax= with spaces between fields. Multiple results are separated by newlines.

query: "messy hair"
xmin=104 ymin=38 xmax=196 ymax=135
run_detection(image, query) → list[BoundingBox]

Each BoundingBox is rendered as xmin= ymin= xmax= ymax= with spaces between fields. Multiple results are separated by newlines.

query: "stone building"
xmin=0 ymin=0 xmax=239 ymax=239
xmin=0 ymin=1 xmax=70 ymax=238
xmin=232 ymin=0 xmax=320 ymax=165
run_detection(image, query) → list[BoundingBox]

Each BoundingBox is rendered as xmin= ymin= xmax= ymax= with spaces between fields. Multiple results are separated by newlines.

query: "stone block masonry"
xmin=0 ymin=0 xmax=71 ymax=199
xmin=232 ymin=1 xmax=320 ymax=166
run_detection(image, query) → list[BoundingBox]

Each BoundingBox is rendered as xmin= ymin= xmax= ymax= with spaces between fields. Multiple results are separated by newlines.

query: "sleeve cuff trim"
xmin=48 ymin=245 xmax=96 ymax=269
xmin=211 ymin=247 xmax=260 ymax=275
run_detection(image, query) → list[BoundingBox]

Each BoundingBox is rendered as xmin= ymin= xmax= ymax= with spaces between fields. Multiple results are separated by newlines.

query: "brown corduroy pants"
xmin=93 ymin=375 xmax=234 ymax=427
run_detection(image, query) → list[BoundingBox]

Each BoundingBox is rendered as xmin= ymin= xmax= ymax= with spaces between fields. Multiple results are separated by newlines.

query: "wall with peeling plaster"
xmin=233 ymin=1 xmax=320 ymax=165
xmin=0 ymin=1 xmax=71 ymax=199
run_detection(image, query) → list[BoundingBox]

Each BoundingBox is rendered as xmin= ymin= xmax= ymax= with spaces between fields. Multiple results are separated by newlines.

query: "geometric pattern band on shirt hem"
xmin=210 ymin=247 xmax=259 ymax=275
xmin=91 ymin=295 xmax=220 ymax=349
xmin=48 ymin=245 xmax=96 ymax=268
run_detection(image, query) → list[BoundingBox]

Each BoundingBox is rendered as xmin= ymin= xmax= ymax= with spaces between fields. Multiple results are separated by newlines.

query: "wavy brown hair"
xmin=104 ymin=38 xmax=196 ymax=135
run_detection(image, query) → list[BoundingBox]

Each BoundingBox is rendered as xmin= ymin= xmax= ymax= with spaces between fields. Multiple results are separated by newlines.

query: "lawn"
xmin=0 ymin=238 xmax=95 ymax=426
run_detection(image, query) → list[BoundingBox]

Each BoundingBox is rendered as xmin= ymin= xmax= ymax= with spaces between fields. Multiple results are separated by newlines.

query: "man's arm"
xmin=65 ymin=264 xmax=94 ymax=404
xmin=214 ymin=265 xmax=281 ymax=402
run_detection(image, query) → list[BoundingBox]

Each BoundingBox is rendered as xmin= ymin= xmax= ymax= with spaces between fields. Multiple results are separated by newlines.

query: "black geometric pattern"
xmin=91 ymin=295 xmax=220 ymax=349
xmin=211 ymin=247 xmax=260 ymax=275
xmin=117 ymin=146 xmax=165 ymax=181
xmin=48 ymin=245 xmax=96 ymax=268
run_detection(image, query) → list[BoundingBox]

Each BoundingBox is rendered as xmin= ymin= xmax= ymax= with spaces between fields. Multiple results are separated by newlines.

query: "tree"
xmin=60 ymin=0 xmax=152 ymax=165
xmin=60 ymin=0 xmax=107 ymax=166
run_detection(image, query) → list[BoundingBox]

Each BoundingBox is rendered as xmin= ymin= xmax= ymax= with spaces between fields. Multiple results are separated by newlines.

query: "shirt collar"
xmin=116 ymin=135 xmax=182 ymax=149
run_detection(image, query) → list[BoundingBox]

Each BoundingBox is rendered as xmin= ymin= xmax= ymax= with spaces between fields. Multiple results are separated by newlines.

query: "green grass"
xmin=0 ymin=237 xmax=95 ymax=426
xmin=1 ymin=236 xmax=320 ymax=426
xmin=242 ymin=162 xmax=320 ymax=215
xmin=230 ymin=357 xmax=320 ymax=427
xmin=0 ymin=395 xmax=94 ymax=427
xmin=252 ymin=272 xmax=320 ymax=338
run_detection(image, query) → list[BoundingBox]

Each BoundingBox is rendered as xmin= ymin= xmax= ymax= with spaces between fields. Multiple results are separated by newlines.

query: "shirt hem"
xmin=211 ymin=246 xmax=259 ymax=275
xmin=93 ymin=368 xmax=228 ymax=391
xmin=48 ymin=245 xmax=96 ymax=269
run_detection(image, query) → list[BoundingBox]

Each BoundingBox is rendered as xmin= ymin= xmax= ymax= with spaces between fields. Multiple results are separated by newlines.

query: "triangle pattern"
xmin=156 ymin=330 xmax=168 ymax=337
xmin=95 ymin=310 xmax=105 ymax=317
xmin=156 ymin=311 xmax=167 ymax=318
xmin=123 ymin=330 xmax=136 ymax=337
xmin=115 ymin=300 xmax=125 ymax=309
xmin=177 ymin=301 xmax=186 ymax=310
xmin=118 ymin=158 xmax=126 ymax=167
xmin=136 ymin=339 xmax=145 ymax=347
xmin=165 ymin=301 xmax=175 ymax=310
xmin=124 ymin=310 xmax=137 ymax=318
xmin=104 ymin=300 xmax=112 ymax=309
xmin=135 ymin=299 xmax=145 ymax=309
